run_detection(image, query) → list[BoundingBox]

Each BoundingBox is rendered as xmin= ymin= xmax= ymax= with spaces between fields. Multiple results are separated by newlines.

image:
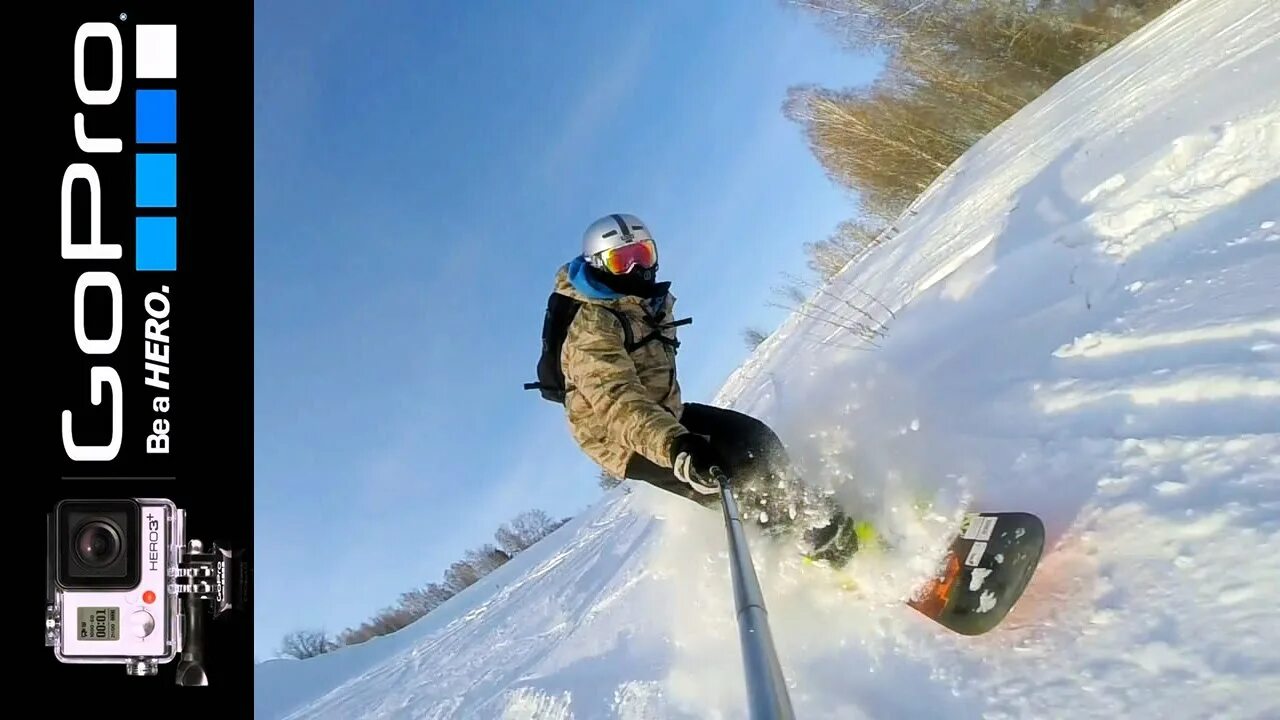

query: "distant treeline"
xmin=743 ymin=0 xmax=1178 ymax=349
xmin=275 ymin=509 xmax=569 ymax=660
xmin=787 ymin=0 xmax=1178 ymax=277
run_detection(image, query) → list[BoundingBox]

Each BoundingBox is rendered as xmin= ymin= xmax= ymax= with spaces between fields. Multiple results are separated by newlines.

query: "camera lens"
xmin=56 ymin=500 xmax=141 ymax=589
xmin=75 ymin=521 xmax=122 ymax=568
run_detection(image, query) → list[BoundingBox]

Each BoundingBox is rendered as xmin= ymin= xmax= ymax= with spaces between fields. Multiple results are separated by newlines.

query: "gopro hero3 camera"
xmin=45 ymin=498 xmax=245 ymax=685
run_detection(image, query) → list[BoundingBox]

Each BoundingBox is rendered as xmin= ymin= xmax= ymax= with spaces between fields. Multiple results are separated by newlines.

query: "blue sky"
xmin=254 ymin=0 xmax=883 ymax=659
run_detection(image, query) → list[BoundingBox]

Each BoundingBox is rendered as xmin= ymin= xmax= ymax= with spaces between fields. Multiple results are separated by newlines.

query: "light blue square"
xmin=136 ymin=217 xmax=176 ymax=271
xmin=136 ymin=153 xmax=176 ymax=207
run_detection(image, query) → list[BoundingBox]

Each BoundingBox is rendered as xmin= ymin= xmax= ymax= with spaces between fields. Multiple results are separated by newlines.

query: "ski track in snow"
xmin=256 ymin=1 xmax=1280 ymax=717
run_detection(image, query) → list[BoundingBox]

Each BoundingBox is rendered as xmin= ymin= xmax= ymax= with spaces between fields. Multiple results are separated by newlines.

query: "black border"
xmin=16 ymin=2 xmax=253 ymax=711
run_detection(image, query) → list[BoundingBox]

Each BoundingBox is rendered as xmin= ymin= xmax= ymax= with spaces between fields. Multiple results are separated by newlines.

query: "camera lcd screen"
xmin=77 ymin=607 xmax=120 ymax=641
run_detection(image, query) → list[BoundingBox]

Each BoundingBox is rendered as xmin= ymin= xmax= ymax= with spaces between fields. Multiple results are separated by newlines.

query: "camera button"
xmin=130 ymin=610 xmax=156 ymax=639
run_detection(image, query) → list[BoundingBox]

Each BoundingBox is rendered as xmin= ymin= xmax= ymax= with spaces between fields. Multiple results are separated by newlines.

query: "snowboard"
xmin=807 ymin=511 xmax=1044 ymax=636
xmin=904 ymin=511 xmax=1044 ymax=635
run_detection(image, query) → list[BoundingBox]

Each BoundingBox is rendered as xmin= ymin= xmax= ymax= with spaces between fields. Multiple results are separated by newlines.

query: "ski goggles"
xmin=592 ymin=239 xmax=657 ymax=275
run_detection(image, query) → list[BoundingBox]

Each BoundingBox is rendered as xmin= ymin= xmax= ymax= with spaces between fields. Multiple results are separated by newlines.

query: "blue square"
xmin=136 ymin=90 xmax=176 ymax=143
xmin=137 ymin=217 xmax=176 ymax=271
xmin=136 ymin=153 xmax=176 ymax=207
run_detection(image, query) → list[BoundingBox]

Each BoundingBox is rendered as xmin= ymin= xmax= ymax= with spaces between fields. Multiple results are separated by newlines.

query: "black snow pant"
xmin=623 ymin=402 xmax=839 ymax=537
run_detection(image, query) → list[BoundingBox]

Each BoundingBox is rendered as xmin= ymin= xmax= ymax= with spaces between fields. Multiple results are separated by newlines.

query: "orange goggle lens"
xmin=598 ymin=240 xmax=657 ymax=274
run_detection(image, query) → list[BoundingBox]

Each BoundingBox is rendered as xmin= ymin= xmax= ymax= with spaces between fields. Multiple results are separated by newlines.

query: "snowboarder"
xmin=528 ymin=213 xmax=862 ymax=567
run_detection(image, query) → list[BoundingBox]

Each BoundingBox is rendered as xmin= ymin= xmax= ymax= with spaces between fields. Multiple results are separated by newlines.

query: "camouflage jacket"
xmin=555 ymin=257 xmax=688 ymax=478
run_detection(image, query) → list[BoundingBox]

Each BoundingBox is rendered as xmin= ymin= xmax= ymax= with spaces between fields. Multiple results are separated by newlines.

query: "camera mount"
xmin=171 ymin=538 xmax=249 ymax=686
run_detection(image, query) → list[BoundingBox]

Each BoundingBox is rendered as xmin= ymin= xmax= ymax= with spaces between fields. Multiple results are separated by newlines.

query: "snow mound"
xmin=256 ymin=0 xmax=1280 ymax=716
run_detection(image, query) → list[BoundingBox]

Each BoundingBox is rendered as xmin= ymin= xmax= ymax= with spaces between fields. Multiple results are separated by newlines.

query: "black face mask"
xmin=588 ymin=263 xmax=664 ymax=298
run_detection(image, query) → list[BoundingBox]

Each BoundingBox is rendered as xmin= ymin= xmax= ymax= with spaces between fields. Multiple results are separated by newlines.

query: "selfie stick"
xmin=712 ymin=467 xmax=796 ymax=720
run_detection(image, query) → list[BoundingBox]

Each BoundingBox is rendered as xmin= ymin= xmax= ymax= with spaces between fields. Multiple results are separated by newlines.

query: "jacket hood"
xmin=564 ymin=255 xmax=623 ymax=301
xmin=555 ymin=256 xmax=671 ymax=308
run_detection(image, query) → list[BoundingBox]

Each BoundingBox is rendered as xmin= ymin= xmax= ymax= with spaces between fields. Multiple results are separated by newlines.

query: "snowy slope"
xmin=255 ymin=0 xmax=1280 ymax=717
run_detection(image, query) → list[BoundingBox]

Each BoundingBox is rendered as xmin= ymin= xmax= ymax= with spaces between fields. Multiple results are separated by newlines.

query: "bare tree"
xmin=464 ymin=543 xmax=511 ymax=576
xmin=337 ymin=624 xmax=368 ymax=646
xmin=784 ymin=80 xmax=978 ymax=222
xmin=424 ymin=582 xmax=455 ymax=609
xmin=494 ymin=509 xmax=561 ymax=556
xmin=804 ymin=218 xmax=887 ymax=280
xmin=368 ymin=606 xmax=418 ymax=636
xmin=279 ymin=628 xmax=337 ymax=659
xmin=443 ymin=559 xmax=481 ymax=594
xmin=398 ymin=582 xmax=455 ymax=617
xmin=742 ymin=327 xmax=769 ymax=350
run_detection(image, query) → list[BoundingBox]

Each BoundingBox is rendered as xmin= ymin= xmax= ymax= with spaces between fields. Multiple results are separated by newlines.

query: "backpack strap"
xmin=631 ymin=317 xmax=691 ymax=351
xmin=603 ymin=307 xmax=692 ymax=353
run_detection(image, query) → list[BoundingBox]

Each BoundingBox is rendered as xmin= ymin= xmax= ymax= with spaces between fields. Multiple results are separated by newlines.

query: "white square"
xmin=964 ymin=541 xmax=988 ymax=567
xmin=136 ymin=25 xmax=176 ymax=79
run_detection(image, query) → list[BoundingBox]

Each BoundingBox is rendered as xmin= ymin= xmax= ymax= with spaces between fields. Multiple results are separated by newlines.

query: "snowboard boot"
xmin=803 ymin=511 xmax=877 ymax=569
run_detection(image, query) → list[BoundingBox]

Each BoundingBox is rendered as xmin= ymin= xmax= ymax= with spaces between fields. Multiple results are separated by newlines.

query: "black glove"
xmin=670 ymin=433 xmax=726 ymax=494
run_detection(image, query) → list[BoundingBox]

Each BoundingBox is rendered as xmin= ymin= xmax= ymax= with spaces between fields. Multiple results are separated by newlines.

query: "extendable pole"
xmin=714 ymin=468 xmax=796 ymax=720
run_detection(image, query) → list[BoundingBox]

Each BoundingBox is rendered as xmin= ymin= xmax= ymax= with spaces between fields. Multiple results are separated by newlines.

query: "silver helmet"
xmin=582 ymin=213 xmax=656 ymax=261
